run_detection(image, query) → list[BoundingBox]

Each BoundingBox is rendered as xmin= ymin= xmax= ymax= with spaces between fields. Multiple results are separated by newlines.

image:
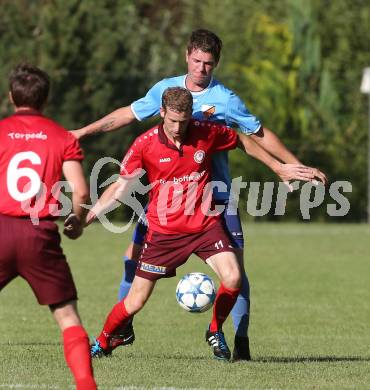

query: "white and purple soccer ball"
xmin=175 ymin=272 xmax=216 ymax=313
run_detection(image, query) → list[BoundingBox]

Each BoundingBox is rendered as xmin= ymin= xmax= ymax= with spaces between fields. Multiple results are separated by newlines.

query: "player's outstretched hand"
xmin=307 ymin=166 xmax=327 ymax=185
xmin=85 ymin=210 xmax=97 ymax=226
xmin=276 ymin=164 xmax=327 ymax=191
xmin=63 ymin=213 xmax=83 ymax=239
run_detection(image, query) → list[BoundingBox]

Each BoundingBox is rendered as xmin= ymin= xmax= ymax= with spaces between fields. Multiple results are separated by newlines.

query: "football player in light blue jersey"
xmin=131 ymin=76 xmax=262 ymax=199
xmin=74 ymin=29 xmax=326 ymax=360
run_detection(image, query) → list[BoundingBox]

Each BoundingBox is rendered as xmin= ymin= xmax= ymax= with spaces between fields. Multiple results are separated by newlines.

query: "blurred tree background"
xmin=1 ymin=0 xmax=369 ymax=221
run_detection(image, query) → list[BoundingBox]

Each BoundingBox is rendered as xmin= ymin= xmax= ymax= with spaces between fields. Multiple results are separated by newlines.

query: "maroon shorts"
xmin=136 ymin=221 xmax=235 ymax=281
xmin=0 ymin=214 xmax=77 ymax=305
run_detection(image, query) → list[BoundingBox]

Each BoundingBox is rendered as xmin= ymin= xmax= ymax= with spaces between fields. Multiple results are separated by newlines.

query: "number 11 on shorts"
xmin=215 ymin=240 xmax=224 ymax=250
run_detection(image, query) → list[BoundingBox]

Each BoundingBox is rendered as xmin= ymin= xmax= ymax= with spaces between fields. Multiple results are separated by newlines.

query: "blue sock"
xmin=230 ymin=271 xmax=250 ymax=337
xmin=118 ymin=256 xmax=137 ymax=301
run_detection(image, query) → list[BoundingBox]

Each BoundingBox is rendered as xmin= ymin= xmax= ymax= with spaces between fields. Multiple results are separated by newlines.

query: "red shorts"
xmin=0 ymin=214 xmax=77 ymax=305
xmin=136 ymin=221 xmax=234 ymax=281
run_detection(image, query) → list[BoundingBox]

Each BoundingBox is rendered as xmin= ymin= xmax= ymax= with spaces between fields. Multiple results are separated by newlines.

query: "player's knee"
xmin=49 ymin=300 xmax=82 ymax=330
xmin=230 ymin=270 xmax=241 ymax=289
xmin=221 ymin=267 xmax=241 ymax=289
xmin=124 ymin=242 xmax=142 ymax=262
xmin=125 ymin=294 xmax=146 ymax=314
xmin=124 ymin=242 xmax=135 ymax=259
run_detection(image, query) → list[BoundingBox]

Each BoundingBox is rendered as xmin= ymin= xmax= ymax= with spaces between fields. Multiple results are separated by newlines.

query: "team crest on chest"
xmin=201 ymin=104 xmax=216 ymax=119
xmin=194 ymin=150 xmax=205 ymax=164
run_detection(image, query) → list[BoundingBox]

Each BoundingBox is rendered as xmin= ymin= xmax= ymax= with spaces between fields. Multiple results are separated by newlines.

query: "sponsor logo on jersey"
xmin=8 ymin=131 xmax=47 ymax=141
xmin=159 ymin=157 xmax=171 ymax=163
xmin=140 ymin=261 xmax=166 ymax=274
xmin=201 ymin=104 xmax=216 ymax=119
xmin=159 ymin=170 xmax=206 ymax=184
xmin=173 ymin=170 xmax=205 ymax=183
xmin=194 ymin=150 xmax=205 ymax=164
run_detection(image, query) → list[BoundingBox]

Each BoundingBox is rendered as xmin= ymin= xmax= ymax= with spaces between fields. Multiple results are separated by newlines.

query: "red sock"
xmin=63 ymin=326 xmax=97 ymax=390
xmin=97 ymin=299 xmax=131 ymax=349
xmin=209 ymin=283 xmax=240 ymax=332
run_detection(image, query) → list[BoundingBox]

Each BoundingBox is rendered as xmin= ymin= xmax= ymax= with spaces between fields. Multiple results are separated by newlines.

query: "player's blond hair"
xmin=162 ymin=87 xmax=193 ymax=113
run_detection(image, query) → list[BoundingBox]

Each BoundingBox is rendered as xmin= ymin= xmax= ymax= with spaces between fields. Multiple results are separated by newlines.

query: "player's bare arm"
xmin=237 ymin=133 xmax=327 ymax=186
xmin=71 ymin=105 xmax=136 ymax=139
xmin=62 ymin=160 xmax=89 ymax=239
xmin=86 ymin=177 xmax=132 ymax=225
xmin=251 ymin=126 xmax=301 ymax=164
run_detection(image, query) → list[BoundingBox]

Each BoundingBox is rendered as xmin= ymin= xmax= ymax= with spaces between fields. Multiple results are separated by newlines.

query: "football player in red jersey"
xmin=88 ymin=87 xmax=317 ymax=361
xmin=73 ymin=29 xmax=326 ymax=360
xmin=0 ymin=64 xmax=97 ymax=390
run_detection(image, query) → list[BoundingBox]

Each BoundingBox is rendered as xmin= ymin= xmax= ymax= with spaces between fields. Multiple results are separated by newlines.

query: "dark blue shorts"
xmin=132 ymin=200 xmax=244 ymax=249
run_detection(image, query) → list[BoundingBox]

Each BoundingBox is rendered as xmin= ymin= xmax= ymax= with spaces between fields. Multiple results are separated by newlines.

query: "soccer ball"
xmin=175 ymin=272 xmax=216 ymax=313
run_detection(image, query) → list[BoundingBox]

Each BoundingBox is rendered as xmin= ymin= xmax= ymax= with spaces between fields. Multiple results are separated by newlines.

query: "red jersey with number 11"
xmin=0 ymin=110 xmax=83 ymax=218
xmin=120 ymin=119 xmax=238 ymax=234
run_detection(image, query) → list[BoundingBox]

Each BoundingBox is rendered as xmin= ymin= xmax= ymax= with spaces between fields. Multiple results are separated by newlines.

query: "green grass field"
xmin=0 ymin=222 xmax=369 ymax=390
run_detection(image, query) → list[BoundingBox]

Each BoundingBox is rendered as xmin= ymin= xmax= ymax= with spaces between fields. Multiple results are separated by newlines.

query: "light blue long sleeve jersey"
xmin=131 ymin=75 xmax=262 ymax=200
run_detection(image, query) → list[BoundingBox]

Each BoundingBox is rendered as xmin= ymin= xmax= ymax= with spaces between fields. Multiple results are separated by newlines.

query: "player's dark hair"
xmin=187 ymin=29 xmax=222 ymax=64
xmin=162 ymin=87 xmax=193 ymax=113
xmin=9 ymin=63 xmax=50 ymax=110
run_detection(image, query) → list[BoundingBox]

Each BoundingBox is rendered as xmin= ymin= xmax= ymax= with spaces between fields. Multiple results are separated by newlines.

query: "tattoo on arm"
xmin=100 ymin=118 xmax=116 ymax=132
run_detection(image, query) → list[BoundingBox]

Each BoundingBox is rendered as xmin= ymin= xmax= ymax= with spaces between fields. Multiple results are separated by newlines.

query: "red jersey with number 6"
xmin=0 ymin=111 xmax=83 ymax=218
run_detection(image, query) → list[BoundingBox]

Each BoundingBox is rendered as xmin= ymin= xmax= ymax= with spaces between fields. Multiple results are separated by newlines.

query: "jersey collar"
xmin=183 ymin=75 xmax=213 ymax=96
xmin=158 ymin=122 xmax=185 ymax=156
xmin=13 ymin=108 xmax=43 ymax=116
